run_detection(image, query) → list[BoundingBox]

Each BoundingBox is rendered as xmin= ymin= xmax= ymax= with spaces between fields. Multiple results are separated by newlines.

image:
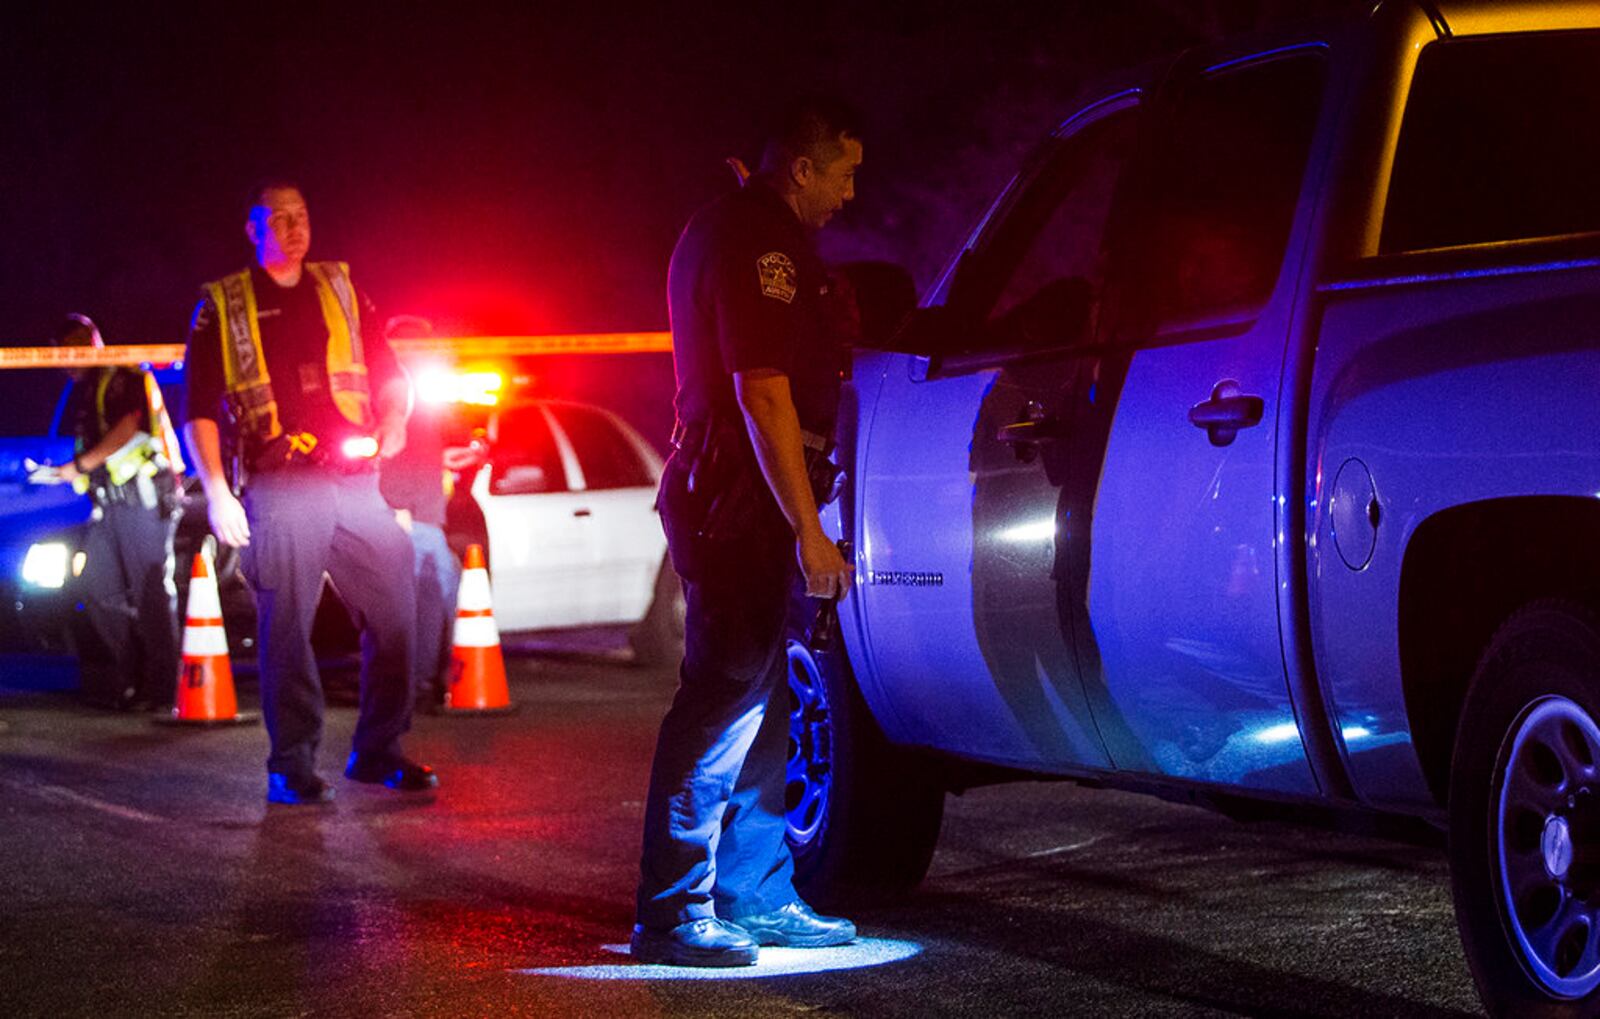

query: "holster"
xmin=92 ymin=468 xmax=180 ymax=516
xmin=247 ymin=430 xmax=376 ymax=479
xmin=666 ymin=417 xmax=844 ymax=545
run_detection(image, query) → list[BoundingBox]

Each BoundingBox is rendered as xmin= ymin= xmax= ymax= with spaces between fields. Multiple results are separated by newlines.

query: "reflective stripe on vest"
xmin=76 ymin=368 xmax=181 ymax=492
xmin=205 ymin=261 xmax=372 ymax=444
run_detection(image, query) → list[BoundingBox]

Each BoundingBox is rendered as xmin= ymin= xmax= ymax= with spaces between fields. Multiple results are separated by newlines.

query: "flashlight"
xmin=341 ymin=436 xmax=380 ymax=460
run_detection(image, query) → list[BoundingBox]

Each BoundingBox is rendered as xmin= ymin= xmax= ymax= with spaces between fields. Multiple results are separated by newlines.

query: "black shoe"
xmin=344 ymin=752 xmax=439 ymax=791
xmin=267 ymin=772 xmax=335 ymax=805
xmin=729 ymin=901 xmax=856 ymax=948
xmin=630 ymin=918 xmax=759 ymax=967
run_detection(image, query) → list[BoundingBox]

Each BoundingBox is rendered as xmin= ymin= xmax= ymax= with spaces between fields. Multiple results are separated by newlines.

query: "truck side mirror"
xmin=889 ymin=305 xmax=963 ymax=358
xmin=833 ymin=261 xmax=919 ymax=352
xmin=988 ymin=276 xmax=1095 ymax=353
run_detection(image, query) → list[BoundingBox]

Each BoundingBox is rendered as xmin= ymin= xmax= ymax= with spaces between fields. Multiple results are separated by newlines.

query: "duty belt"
xmin=671 ymin=419 xmax=831 ymax=454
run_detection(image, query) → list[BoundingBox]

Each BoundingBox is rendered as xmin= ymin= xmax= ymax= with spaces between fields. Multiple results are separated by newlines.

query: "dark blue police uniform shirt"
xmin=667 ymin=181 xmax=845 ymax=439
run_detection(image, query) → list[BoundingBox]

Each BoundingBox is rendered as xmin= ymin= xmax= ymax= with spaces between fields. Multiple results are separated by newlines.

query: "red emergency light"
xmin=414 ymin=367 xmax=505 ymax=406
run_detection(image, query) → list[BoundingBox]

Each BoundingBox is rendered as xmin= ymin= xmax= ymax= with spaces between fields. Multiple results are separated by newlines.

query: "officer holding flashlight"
xmin=183 ymin=180 xmax=437 ymax=805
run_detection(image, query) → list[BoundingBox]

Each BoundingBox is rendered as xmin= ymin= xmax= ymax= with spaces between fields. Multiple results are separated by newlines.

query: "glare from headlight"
xmin=22 ymin=542 xmax=70 ymax=589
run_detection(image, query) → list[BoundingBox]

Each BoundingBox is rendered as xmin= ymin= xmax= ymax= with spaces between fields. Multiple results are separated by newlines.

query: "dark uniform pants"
xmin=636 ymin=512 xmax=800 ymax=928
xmin=240 ymin=470 xmax=416 ymax=779
xmin=79 ymin=487 xmax=179 ymax=705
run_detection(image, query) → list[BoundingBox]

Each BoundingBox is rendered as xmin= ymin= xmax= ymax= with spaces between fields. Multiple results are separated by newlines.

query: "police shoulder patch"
xmin=757 ymin=251 xmax=798 ymax=304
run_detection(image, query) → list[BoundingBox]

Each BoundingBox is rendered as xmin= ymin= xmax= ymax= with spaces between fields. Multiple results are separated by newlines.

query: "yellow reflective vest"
xmin=73 ymin=367 xmax=185 ymax=494
xmin=203 ymin=261 xmax=373 ymax=444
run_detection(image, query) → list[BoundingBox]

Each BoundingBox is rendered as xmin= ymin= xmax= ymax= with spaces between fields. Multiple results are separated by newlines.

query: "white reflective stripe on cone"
xmin=453 ymin=615 xmax=500 ymax=648
xmin=182 ymin=626 xmax=230 ymax=657
xmin=186 ymin=578 xmax=222 ymax=619
xmin=457 ymin=569 xmax=492 ymax=612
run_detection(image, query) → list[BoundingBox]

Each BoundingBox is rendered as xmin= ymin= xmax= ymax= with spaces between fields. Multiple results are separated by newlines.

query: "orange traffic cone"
xmin=445 ymin=544 xmax=516 ymax=714
xmin=156 ymin=550 xmax=257 ymax=726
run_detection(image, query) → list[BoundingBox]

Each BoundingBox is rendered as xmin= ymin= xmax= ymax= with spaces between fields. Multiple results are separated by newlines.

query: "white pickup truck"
xmin=783 ymin=3 xmax=1600 ymax=1013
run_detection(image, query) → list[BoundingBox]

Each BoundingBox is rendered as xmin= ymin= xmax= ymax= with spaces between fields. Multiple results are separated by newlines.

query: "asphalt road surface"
xmin=0 ymin=646 xmax=1486 ymax=1018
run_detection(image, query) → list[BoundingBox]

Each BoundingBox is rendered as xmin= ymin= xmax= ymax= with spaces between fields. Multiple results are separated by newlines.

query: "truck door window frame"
xmin=926 ymin=92 xmax=1143 ymax=375
xmin=1110 ymin=46 xmax=1329 ymax=349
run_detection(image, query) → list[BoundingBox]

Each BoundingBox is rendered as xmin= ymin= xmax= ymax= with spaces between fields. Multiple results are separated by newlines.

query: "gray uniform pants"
xmin=78 ymin=483 xmax=179 ymax=705
xmin=241 ymin=469 xmax=416 ymax=779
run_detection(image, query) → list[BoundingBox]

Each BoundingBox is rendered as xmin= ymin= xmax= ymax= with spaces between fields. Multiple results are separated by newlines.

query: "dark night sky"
xmin=1 ymin=1 xmax=1355 ymax=345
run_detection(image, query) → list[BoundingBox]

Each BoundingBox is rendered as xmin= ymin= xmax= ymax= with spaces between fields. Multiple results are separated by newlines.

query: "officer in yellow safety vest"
xmin=182 ymin=180 xmax=438 ymax=805
xmin=48 ymin=313 xmax=185 ymax=710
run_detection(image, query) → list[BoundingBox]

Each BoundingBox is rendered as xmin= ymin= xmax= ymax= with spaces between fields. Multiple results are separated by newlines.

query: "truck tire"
xmin=629 ymin=557 xmax=684 ymax=667
xmin=784 ymin=590 xmax=944 ymax=906
xmin=1449 ymin=600 xmax=1600 ymax=1017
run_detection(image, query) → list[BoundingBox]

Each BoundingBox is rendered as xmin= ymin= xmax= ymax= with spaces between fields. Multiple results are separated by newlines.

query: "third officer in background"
xmin=51 ymin=313 xmax=184 ymax=711
xmin=633 ymin=97 xmax=862 ymax=966
xmin=378 ymin=317 xmax=466 ymax=712
xmin=183 ymin=180 xmax=437 ymax=805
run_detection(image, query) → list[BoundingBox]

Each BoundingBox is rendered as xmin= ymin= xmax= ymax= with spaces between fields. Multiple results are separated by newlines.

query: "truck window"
xmin=1133 ymin=52 xmax=1326 ymax=332
xmin=979 ymin=107 xmax=1139 ymax=352
xmin=1382 ymin=31 xmax=1600 ymax=254
xmin=548 ymin=404 xmax=652 ymax=491
xmin=489 ymin=405 xmax=568 ymax=496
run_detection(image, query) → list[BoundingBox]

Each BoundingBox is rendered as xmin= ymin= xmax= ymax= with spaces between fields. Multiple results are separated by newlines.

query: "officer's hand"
xmin=207 ymin=489 xmax=251 ymax=548
xmin=377 ymin=417 xmax=407 ymax=460
xmin=55 ymin=462 xmax=80 ymax=484
xmin=798 ymin=529 xmax=853 ymax=600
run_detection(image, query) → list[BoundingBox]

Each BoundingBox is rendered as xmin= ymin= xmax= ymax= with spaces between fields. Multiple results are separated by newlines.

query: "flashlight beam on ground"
xmin=514 ymin=938 xmax=923 ymax=981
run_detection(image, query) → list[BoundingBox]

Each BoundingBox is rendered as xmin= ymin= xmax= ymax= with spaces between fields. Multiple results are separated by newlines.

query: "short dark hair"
xmin=245 ymin=178 xmax=304 ymax=218
xmin=759 ymin=96 xmax=862 ymax=173
xmin=54 ymin=312 xmax=98 ymax=347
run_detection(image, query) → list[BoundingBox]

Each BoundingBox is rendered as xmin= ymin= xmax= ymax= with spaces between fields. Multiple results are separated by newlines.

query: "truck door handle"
xmin=1188 ymin=381 xmax=1264 ymax=447
xmin=573 ymin=508 xmax=592 ymax=518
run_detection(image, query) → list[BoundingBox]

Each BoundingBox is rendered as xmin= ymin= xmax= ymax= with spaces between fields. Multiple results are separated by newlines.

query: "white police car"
xmin=447 ymin=394 xmax=682 ymax=662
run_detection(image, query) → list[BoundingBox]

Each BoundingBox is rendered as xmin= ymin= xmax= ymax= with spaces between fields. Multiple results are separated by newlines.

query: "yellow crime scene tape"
xmin=0 ymin=332 xmax=673 ymax=369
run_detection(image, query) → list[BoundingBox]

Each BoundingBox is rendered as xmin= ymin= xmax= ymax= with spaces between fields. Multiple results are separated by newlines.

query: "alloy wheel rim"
xmin=1496 ymin=695 xmax=1600 ymax=999
xmin=784 ymin=639 xmax=833 ymax=850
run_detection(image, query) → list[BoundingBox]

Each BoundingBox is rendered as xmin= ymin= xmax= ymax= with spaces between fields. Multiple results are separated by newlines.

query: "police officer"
xmin=50 ymin=314 xmax=183 ymax=710
xmin=633 ymin=98 xmax=862 ymax=966
xmin=183 ymin=181 xmax=437 ymax=805
xmin=377 ymin=320 xmax=464 ymax=712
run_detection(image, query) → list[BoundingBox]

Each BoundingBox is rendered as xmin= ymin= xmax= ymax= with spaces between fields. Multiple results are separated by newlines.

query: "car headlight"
xmin=21 ymin=542 xmax=71 ymax=589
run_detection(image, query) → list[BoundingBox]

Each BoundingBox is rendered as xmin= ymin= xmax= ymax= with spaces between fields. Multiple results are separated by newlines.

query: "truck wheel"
xmin=1450 ymin=601 xmax=1600 ymax=1017
xmin=629 ymin=558 xmax=685 ymax=667
xmin=784 ymin=592 xmax=944 ymax=905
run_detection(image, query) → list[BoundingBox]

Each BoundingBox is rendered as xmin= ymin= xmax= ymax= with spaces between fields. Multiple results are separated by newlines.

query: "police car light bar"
xmin=0 ymin=332 xmax=673 ymax=369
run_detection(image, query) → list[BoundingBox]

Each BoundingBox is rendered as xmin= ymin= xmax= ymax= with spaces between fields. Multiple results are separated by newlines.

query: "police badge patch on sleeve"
xmin=757 ymin=252 xmax=798 ymax=304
